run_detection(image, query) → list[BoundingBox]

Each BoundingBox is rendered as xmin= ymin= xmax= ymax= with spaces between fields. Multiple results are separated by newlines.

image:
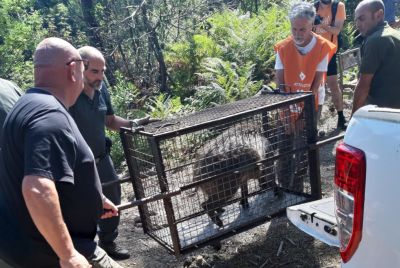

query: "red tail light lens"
xmin=334 ymin=142 xmax=366 ymax=263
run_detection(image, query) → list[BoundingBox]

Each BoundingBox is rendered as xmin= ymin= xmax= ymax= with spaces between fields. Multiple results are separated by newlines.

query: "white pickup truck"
xmin=287 ymin=105 xmax=400 ymax=267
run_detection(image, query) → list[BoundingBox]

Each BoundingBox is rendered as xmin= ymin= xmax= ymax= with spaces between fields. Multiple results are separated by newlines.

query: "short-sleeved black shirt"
xmin=69 ymin=83 xmax=114 ymax=159
xmin=0 ymin=88 xmax=103 ymax=267
xmin=360 ymin=22 xmax=400 ymax=108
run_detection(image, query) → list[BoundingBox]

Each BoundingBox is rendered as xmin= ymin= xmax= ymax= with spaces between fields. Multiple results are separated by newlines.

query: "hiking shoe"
xmin=99 ymin=241 xmax=130 ymax=260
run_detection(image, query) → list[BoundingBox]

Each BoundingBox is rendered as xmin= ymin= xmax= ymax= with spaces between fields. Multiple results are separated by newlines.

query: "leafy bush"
xmin=107 ymin=72 xmax=143 ymax=170
xmin=192 ymin=57 xmax=262 ymax=107
xmin=343 ymin=0 xmax=358 ymax=22
xmin=166 ymin=6 xmax=290 ymax=105
xmin=203 ymin=7 xmax=290 ymax=79
xmin=341 ymin=22 xmax=358 ymax=50
xmin=147 ymin=93 xmax=184 ymax=119
xmin=0 ymin=0 xmax=46 ymax=89
xmin=108 ymin=72 xmax=141 ymax=119
xmin=166 ymin=34 xmax=223 ymax=98
xmin=186 ymin=83 xmax=228 ymax=110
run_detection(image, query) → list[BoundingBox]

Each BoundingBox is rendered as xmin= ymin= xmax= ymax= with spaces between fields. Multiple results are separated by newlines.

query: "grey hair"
xmin=289 ymin=1 xmax=316 ymax=22
xmin=78 ymin=46 xmax=104 ymax=61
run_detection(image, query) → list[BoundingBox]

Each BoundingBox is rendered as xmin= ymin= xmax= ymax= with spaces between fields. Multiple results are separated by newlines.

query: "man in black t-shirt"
xmin=0 ymin=38 xmax=122 ymax=268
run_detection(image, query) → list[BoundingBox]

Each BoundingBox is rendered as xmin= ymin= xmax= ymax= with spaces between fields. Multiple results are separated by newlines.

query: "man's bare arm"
xmin=105 ymin=114 xmax=131 ymax=131
xmin=352 ymin=73 xmax=374 ymax=115
xmin=22 ymin=175 xmax=91 ymax=267
xmin=317 ymin=19 xmax=345 ymax=36
xmin=310 ymin=71 xmax=324 ymax=95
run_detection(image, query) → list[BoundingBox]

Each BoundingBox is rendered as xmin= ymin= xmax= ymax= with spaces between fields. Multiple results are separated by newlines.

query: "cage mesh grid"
xmin=120 ymin=93 xmax=320 ymax=255
xmin=140 ymin=93 xmax=310 ymax=135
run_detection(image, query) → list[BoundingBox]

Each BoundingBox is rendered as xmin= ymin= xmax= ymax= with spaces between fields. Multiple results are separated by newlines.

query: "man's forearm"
xmin=352 ymin=74 xmax=374 ymax=115
xmin=321 ymin=25 xmax=341 ymax=36
xmin=106 ymin=115 xmax=131 ymax=131
xmin=319 ymin=20 xmax=344 ymax=36
xmin=310 ymin=72 xmax=324 ymax=96
xmin=22 ymin=176 xmax=76 ymax=262
xmin=310 ymin=82 xmax=320 ymax=96
xmin=352 ymin=84 xmax=369 ymax=114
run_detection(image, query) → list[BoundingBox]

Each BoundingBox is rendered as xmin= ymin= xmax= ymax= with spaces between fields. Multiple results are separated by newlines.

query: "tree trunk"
xmin=141 ymin=3 xmax=170 ymax=95
xmin=80 ymin=0 xmax=117 ymax=85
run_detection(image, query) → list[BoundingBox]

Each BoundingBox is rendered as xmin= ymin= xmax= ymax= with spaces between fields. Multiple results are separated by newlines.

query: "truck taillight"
xmin=334 ymin=142 xmax=366 ymax=263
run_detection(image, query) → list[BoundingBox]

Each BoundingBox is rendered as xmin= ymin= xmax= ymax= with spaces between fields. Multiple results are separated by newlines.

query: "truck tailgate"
xmin=286 ymin=197 xmax=339 ymax=247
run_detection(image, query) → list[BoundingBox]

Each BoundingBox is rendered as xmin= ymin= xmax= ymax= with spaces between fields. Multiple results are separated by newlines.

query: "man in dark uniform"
xmin=0 ymin=37 xmax=121 ymax=268
xmin=352 ymin=0 xmax=400 ymax=113
xmin=0 ymin=78 xmax=22 ymax=147
xmin=70 ymin=46 xmax=146 ymax=260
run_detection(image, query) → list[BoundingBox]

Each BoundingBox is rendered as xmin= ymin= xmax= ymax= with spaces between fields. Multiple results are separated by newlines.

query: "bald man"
xmin=0 ymin=38 xmax=122 ymax=268
xmin=69 ymin=46 xmax=133 ymax=260
xmin=352 ymin=0 xmax=400 ymax=114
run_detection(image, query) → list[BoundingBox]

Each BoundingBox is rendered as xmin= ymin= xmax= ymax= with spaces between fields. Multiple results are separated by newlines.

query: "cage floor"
xmin=167 ymin=189 xmax=309 ymax=248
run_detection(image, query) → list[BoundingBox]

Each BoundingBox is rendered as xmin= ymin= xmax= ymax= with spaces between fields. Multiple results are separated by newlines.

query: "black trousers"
xmin=96 ymin=154 xmax=121 ymax=244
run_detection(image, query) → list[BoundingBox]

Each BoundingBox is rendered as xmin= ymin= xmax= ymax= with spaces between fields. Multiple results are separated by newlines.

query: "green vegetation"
xmin=0 ymin=0 xmax=359 ymax=169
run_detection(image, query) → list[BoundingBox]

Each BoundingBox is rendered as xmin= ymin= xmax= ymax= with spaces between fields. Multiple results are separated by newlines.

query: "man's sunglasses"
xmin=66 ymin=59 xmax=89 ymax=71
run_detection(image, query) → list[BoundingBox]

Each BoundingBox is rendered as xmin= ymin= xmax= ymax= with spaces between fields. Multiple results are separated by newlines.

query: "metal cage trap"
xmin=119 ymin=92 xmax=321 ymax=255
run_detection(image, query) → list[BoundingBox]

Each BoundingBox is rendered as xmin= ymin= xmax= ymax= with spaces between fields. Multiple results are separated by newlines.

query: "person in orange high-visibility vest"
xmin=275 ymin=2 xmax=336 ymax=133
xmin=314 ymin=0 xmax=348 ymax=130
xmin=274 ymin=1 xmax=336 ymax=192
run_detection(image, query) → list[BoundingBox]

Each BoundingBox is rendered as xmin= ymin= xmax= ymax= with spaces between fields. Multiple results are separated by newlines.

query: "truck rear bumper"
xmin=286 ymin=197 xmax=339 ymax=247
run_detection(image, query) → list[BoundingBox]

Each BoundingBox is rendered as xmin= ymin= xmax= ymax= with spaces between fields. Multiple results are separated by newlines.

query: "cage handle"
xmin=116 ymin=188 xmax=182 ymax=211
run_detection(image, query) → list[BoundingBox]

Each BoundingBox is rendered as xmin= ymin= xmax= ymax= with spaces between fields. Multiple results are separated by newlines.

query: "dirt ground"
xmin=114 ymin=92 xmax=353 ymax=268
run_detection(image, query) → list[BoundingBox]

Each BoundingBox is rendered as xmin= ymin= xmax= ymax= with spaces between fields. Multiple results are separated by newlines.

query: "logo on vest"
xmin=299 ymin=72 xmax=306 ymax=81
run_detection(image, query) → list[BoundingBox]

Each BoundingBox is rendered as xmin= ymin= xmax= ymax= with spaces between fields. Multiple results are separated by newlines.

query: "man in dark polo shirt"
xmin=352 ymin=0 xmax=400 ymax=114
xmin=0 ymin=37 xmax=121 ymax=268
xmin=69 ymin=46 xmax=142 ymax=260
xmin=0 ymin=78 xmax=22 ymax=148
